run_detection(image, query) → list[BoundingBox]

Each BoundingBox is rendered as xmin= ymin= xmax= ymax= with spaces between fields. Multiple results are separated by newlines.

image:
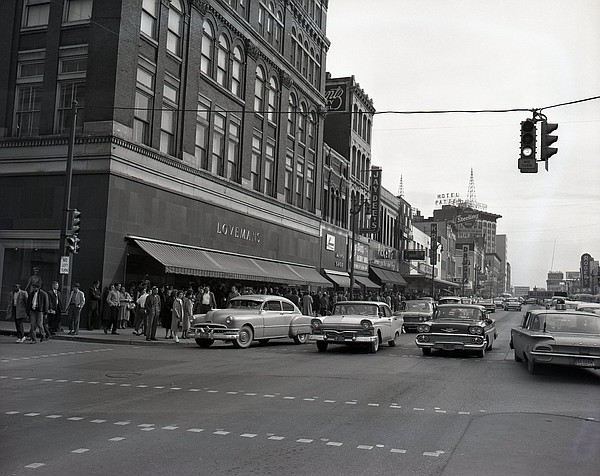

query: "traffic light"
xmin=540 ymin=120 xmax=558 ymax=166
xmin=519 ymin=119 xmax=537 ymax=173
xmin=65 ymin=234 xmax=80 ymax=254
xmin=71 ymin=209 xmax=81 ymax=234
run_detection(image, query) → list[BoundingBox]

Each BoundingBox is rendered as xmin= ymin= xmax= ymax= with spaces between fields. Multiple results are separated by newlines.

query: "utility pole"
xmin=59 ymin=101 xmax=78 ymax=308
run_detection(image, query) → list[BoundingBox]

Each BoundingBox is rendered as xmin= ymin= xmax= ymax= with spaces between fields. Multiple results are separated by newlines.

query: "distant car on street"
xmin=510 ymin=309 xmax=600 ymax=374
xmin=188 ymin=295 xmax=311 ymax=348
xmin=478 ymin=299 xmax=496 ymax=313
xmin=438 ymin=296 xmax=462 ymax=306
xmin=493 ymin=298 xmax=505 ymax=309
xmin=576 ymin=302 xmax=600 ymax=316
xmin=309 ymin=301 xmax=401 ymax=353
xmin=398 ymin=300 xmax=435 ymax=332
xmin=415 ymin=304 xmax=497 ymax=358
xmin=503 ymin=298 xmax=522 ymax=311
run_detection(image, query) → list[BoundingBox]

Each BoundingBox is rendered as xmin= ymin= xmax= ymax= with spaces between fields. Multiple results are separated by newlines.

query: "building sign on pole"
xmin=369 ymin=167 xmax=382 ymax=233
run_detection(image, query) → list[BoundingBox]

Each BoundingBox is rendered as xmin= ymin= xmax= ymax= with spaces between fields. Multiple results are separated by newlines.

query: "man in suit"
xmin=87 ymin=280 xmax=101 ymax=330
xmin=144 ymin=286 xmax=161 ymax=341
xmin=66 ymin=283 xmax=85 ymax=335
xmin=26 ymin=282 xmax=49 ymax=343
xmin=7 ymin=283 xmax=28 ymax=342
xmin=47 ymin=280 xmax=63 ymax=335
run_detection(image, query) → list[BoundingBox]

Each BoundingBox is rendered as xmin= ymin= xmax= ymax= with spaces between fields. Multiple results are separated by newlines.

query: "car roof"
xmin=335 ymin=300 xmax=388 ymax=306
xmin=231 ymin=294 xmax=291 ymax=302
xmin=437 ymin=304 xmax=486 ymax=309
xmin=526 ymin=309 xmax=599 ymax=317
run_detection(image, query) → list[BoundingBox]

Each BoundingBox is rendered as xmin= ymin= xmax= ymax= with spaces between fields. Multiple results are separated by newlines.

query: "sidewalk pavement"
xmin=0 ymin=319 xmax=197 ymax=347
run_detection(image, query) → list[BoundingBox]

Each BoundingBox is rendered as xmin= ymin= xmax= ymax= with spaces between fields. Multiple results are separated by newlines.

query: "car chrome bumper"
xmin=189 ymin=326 xmax=240 ymax=340
xmin=530 ymin=351 xmax=600 ymax=368
xmin=415 ymin=334 xmax=486 ymax=350
xmin=309 ymin=333 xmax=376 ymax=343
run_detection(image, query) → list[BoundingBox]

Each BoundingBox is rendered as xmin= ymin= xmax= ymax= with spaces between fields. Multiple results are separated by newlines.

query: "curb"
xmin=0 ymin=328 xmax=197 ymax=347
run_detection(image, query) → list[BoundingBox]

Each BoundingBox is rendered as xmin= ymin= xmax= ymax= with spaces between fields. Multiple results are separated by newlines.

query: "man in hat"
xmin=66 ymin=282 xmax=85 ymax=335
xmin=26 ymin=282 xmax=48 ymax=343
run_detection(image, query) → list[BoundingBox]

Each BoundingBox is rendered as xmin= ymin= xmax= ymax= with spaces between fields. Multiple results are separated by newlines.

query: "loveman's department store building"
xmin=0 ymin=0 xmax=411 ymax=312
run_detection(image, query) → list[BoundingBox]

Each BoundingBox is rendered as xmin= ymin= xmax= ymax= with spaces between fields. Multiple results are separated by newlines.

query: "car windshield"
xmin=436 ymin=307 xmax=482 ymax=320
xmin=532 ymin=313 xmax=600 ymax=334
xmin=227 ymin=299 xmax=262 ymax=310
xmin=333 ymin=303 xmax=378 ymax=316
xmin=404 ymin=301 xmax=431 ymax=312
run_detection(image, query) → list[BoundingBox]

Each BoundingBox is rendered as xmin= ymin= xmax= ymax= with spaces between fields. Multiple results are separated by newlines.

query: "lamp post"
xmin=349 ymin=194 xmax=370 ymax=296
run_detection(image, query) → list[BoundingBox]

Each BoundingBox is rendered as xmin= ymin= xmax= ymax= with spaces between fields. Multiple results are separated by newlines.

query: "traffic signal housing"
xmin=65 ymin=234 xmax=80 ymax=254
xmin=519 ymin=119 xmax=537 ymax=173
xmin=540 ymin=120 xmax=558 ymax=167
xmin=71 ymin=209 xmax=81 ymax=234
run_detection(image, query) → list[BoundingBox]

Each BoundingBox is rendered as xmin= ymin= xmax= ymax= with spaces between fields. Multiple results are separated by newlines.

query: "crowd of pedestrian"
xmin=7 ymin=268 xmax=415 ymax=343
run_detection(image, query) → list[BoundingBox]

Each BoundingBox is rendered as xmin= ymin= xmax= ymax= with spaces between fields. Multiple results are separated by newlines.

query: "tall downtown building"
xmin=0 ymin=0 xmax=414 ymax=308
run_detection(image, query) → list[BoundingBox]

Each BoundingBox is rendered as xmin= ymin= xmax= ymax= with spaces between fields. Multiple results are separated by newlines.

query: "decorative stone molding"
xmin=279 ymin=71 xmax=293 ymax=88
xmin=245 ymin=39 xmax=260 ymax=60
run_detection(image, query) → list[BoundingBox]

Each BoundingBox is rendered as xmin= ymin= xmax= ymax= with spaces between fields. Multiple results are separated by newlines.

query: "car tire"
xmin=368 ymin=336 xmax=380 ymax=353
xmin=195 ymin=338 xmax=214 ymax=348
xmin=486 ymin=337 xmax=493 ymax=350
xmin=316 ymin=341 xmax=328 ymax=352
xmin=526 ymin=356 xmax=538 ymax=374
xmin=388 ymin=336 xmax=397 ymax=347
xmin=421 ymin=348 xmax=431 ymax=356
xmin=514 ymin=351 xmax=523 ymax=362
xmin=233 ymin=325 xmax=253 ymax=349
xmin=476 ymin=346 xmax=485 ymax=358
xmin=293 ymin=333 xmax=309 ymax=345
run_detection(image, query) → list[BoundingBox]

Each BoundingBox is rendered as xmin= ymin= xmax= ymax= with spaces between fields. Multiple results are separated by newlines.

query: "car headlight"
xmin=311 ymin=319 xmax=322 ymax=329
xmin=417 ymin=324 xmax=430 ymax=333
xmin=360 ymin=320 xmax=373 ymax=330
xmin=468 ymin=326 xmax=484 ymax=335
xmin=225 ymin=316 xmax=233 ymax=325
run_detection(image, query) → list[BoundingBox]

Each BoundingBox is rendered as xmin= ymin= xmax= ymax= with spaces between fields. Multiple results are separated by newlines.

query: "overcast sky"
xmin=324 ymin=0 xmax=600 ymax=289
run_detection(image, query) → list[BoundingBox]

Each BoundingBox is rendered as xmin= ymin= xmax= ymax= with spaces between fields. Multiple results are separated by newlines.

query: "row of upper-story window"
xmin=351 ymin=145 xmax=371 ymax=183
xmin=352 ymin=104 xmax=372 ymax=144
xmin=21 ymin=0 xmax=92 ymax=28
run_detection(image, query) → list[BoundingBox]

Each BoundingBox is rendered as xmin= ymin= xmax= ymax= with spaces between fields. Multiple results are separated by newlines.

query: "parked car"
xmin=503 ymin=298 xmax=522 ymax=311
xmin=415 ymin=304 xmax=497 ymax=358
xmin=510 ymin=309 xmax=600 ymax=374
xmin=309 ymin=301 xmax=402 ymax=353
xmin=188 ymin=295 xmax=311 ymax=348
xmin=438 ymin=296 xmax=462 ymax=305
xmin=478 ymin=299 xmax=496 ymax=313
xmin=576 ymin=302 xmax=600 ymax=316
xmin=398 ymin=300 xmax=435 ymax=332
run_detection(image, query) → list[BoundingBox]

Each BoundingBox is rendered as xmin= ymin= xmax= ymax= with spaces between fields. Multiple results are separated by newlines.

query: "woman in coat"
xmin=182 ymin=290 xmax=194 ymax=339
xmin=161 ymin=287 xmax=174 ymax=338
xmin=170 ymin=290 xmax=184 ymax=343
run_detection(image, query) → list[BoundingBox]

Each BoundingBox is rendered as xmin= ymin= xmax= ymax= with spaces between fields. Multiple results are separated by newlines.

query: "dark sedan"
xmin=415 ymin=304 xmax=497 ymax=358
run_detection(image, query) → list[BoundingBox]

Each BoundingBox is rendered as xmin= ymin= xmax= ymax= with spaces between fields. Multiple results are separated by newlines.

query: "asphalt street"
xmin=1 ymin=307 xmax=599 ymax=476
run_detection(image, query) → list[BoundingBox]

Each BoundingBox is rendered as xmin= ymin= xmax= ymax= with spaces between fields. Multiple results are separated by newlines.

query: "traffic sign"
xmin=60 ymin=256 xmax=70 ymax=274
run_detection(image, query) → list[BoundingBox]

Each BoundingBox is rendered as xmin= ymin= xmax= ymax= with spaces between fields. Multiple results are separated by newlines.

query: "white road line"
xmin=240 ymin=433 xmax=257 ymax=438
xmin=214 ymin=430 xmax=230 ymax=435
xmin=268 ymin=436 xmax=285 ymax=440
xmin=72 ymin=448 xmax=89 ymax=454
xmin=187 ymin=428 xmax=204 ymax=433
xmin=24 ymin=463 xmax=45 ymax=468
xmin=162 ymin=426 xmax=178 ymax=430
xmin=90 ymin=419 xmax=106 ymax=423
xmin=108 ymin=437 xmax=125 ymax=441
xmin=357 ymin=445 xmax=373 ymax=450
xmin=390 ymin=448 xmax=407 ymax=454
xmin=326 ymin=441 xmax=343 ymax=446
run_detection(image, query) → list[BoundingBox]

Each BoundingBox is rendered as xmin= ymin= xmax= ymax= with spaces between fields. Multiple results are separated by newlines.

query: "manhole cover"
xmin=105 ymin=372 xmax=142 ymax=379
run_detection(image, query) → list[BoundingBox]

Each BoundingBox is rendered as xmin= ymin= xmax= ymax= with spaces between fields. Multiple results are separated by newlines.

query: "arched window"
xmin=287 ymin=93 xmax=297 ymax=136
xmin=216 ymin=34 xmax=229 ymax=87
xmin=200 ymin=20 xmax=214 ymax=76
xmin=267 ymin=76 xmax=278 ymax=122
xmin=314 ymin=54 xmax=321 ymax=87
xmin=254 ymin=66 xmax=266 ymax=114
xmin=167 ymin=0 xmax=183 ymax=57
xmin=231 ymin=46 xmax=243 ymax=97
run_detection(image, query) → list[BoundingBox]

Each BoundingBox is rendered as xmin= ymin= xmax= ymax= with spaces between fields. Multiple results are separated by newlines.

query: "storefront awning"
xmin=356 ymin=276 xmax=380 ymax=289
xmin=323 ymin=269 xmax=351 ymax=288
xmin=371 ymin=266 xmax=408 ymax=286
xmin=131 ymin=236 xmax=330 ymax=286
xmin=405 ymin=274 xmax=460 ymax=288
